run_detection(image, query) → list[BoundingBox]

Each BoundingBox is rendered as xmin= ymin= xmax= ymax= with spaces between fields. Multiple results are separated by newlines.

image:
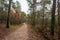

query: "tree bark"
xmin=32 ymin=0 xmax=36 ymax=26
xmin=41 ymin=1 xmax=45 ymax=28
xmin=50 ymin=0 xmax=56 ymax=40
xmin=6 ymin=0 xmax=11 ymax=28
xmin=58 ymin=0 xmax=60 ymax=40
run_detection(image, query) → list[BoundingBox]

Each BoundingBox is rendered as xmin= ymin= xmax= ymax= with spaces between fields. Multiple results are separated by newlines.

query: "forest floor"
xmin=4 ymin=23 xmax=30 ymax=40
xmin=0 ymin=23 xmax=45 ymax=40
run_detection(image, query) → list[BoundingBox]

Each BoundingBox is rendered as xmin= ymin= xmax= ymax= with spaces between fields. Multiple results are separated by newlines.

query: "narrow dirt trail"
xmin=4 ymin=23 xmax=30 ymax=40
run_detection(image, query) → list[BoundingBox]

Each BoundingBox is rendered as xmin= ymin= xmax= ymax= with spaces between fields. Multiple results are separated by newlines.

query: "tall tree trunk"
xmin=32 ymin=0 xmax=36 ymax=26
xmin=58 ymin=0 xmax=60 ymax=26
xmin=58 ymin=0 xmax=60 ymax=40
xmin=42 ymin=1 xmax=45 ymax=28
xmin=50 ymin=0 xmax=56 ymax=40
xmin=6 ymin=0 xmax=11 ymax=28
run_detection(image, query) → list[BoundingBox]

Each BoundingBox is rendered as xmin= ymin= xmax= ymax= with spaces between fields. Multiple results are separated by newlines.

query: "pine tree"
xmin=50 ymin=0 xmax=56 ymax=40
xmin=6 ymin=0 xmax=12 ymax=28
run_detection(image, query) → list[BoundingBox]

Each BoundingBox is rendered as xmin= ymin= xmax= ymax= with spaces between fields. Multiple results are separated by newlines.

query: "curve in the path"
xmin=4 ymin=23 xmax=29 ymax=40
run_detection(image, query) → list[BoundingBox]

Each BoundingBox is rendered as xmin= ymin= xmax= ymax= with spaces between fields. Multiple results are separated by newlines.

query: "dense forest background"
xmin=0 ymin=0 xmax=26 ymax=24
xmin=27 ymin=0 xmax=60 ymax=40
xmin=0 ymin=0 xmax=60 ymax=40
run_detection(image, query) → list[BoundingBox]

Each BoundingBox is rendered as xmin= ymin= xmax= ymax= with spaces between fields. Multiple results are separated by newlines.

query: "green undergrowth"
xmin=31 ymin=26 xmax=38 ymax=32
xmin=10 ymin=24 xmax=23 ymax=30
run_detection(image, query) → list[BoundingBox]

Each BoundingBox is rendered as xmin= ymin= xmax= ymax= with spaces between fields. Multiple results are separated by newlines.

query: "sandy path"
xmin=4 ymin=23 xmax=29 ymax=40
